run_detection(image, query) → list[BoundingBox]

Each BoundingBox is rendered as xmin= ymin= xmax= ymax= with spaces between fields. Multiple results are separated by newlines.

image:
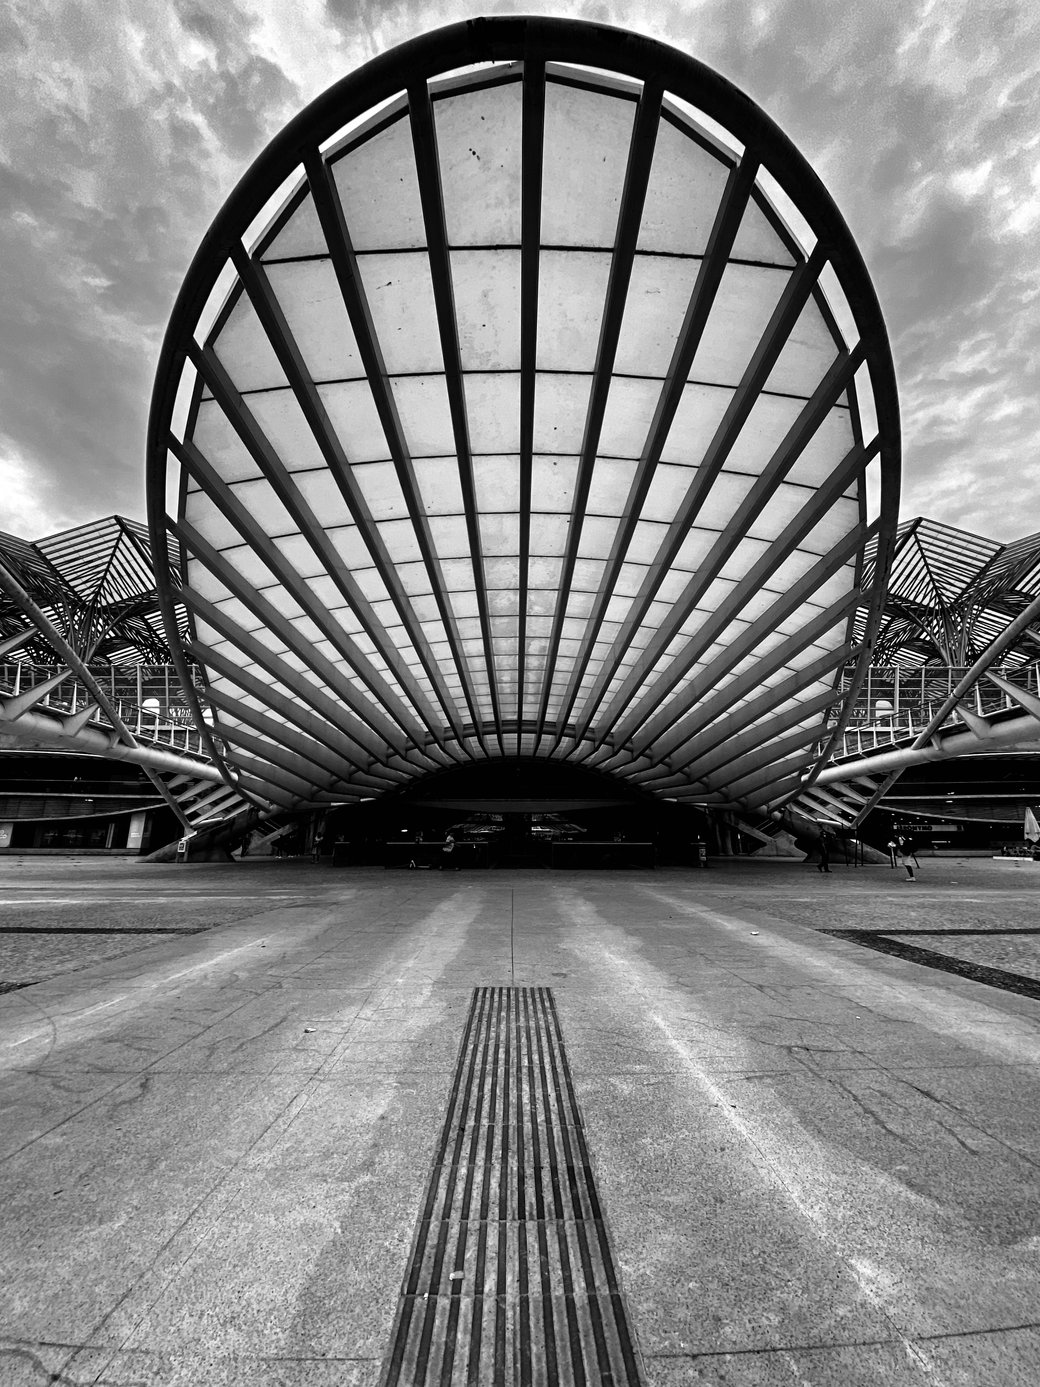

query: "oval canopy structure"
xmin=148 ymin=17 xmax=900 ymax=815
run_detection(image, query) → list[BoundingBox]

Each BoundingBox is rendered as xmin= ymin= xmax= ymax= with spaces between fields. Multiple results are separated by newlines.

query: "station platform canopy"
xmin=147 ymin=17 xmax=900 ymax=813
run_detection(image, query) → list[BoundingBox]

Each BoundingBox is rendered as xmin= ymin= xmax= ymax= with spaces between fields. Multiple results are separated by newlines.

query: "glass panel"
xmin=435 ymin=80 xmax=523 ymax=245
xmin=209 ymin=545 xmax=273 ymax=590
xmin=352 ymin=459 xmax=409 ymax=521
xmin=224 ymin=478 xmax=295 ymax=537
xmin=356 ymin=252 xmax=445 ymax=374
xmin=786 ymin=410 xmax=856 ymax=489
xmin=428 ymin=515 xmax=471 ymax=557
xmin=660 ymin=384 xmax=731 ymax=466
xmin=413 ymin=456 xmax=465 ymax=515
xmin=473 ymin=454 xmax=521 ymax=512
xmin=464 ymin=373 xmax=521 ymax=453
xmin=211 ymin=287 xmax=288 ymax=393
xmin=319 ymin=379 xmax=391 ymax=462
xmin=599 ymin=376 xmax=663 ymax=458
xmin=576 ymin=515 xmax=620 ymax=560
xmin=184 ymin=493 xmax=247 ymax=553
xmin=531 ymin=455 xmax=579 ymax=512
xmin=637 ymin=463 xmax=690 ymax=525
xmin=765 ymin=290 xmax=841 ymax=399
xmin=536 ymin=251 xmax=611 ymax=372
xmin=390 ymin=375 xmax=456 ymax=456
xmin=332 ymin=114 xmax=426 ymax=251
xmin=529 ymin=515 xmax=569 ymax=556
xmin=725 ymin=393 xmax=804 ymax=476
xmin=541 ymin=81 xmax=634 ymax=247
xmin=637 ymin=115 xmax=729 ymax=257
xmin=291 ymin=469 xmax=355 ymax=530
xmin=731 ymin=189 xmax=800 ymax=266
xmin=249 ymin=391 xmax=326 ymax=475
xmin=452 ymin=249 xmax=521 ymax=370
xmin=376 ymin=519 xmax=424 ymax=564
xmin=266 ymin=259 xmax=364 ymax=382
xmin=479 ymin=513 xmax=520 ymax=557
xmin=485 ymin=557 xmax=520 ymax=587
xmin=687 ymin=262 xmax=788 ymax=388
xmin=614 ymin=255 xmax=702 ymax=377
xmin=585 ymin=456 xmax=638 ymax=516
xmin=259 ymin=189 xmax=328 ymax=261
xmin=191 ymin=400 xmax=263 ymax=483
xmin=533 ymin=375 xmax=592 ymax=453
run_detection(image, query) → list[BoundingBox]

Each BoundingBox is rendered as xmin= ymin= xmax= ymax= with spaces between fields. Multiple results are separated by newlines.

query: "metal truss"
xmin=0 ymin=548 xmax=255 ymax=832
xmin=858 ymin=517 xmax=1040 ymax=668
xmin=146 ymin=17 xmax=900 ymax=814
xmin=785 ymin=589 xmax=1040 ymax=828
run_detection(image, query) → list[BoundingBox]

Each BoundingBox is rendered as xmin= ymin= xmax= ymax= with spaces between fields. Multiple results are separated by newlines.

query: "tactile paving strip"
xmin=382 ymin=985 xmax=644 ymax=1386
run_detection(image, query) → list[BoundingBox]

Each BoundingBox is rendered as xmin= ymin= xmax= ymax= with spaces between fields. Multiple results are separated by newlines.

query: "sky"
xmin=2 ymin=0 xmax=1040 ymax=545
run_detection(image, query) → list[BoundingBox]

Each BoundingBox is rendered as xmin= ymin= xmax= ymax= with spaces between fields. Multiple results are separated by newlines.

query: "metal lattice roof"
xmin=147 ymin=18 xmax=900 ymax=811
xmin=0 ymin=516 xmax=186 ymax=665
xmin=860 ymin=517 xmax=1040 ymax=669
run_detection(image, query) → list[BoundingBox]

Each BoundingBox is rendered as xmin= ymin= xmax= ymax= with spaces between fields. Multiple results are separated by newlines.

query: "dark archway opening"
xmin=320 ymin=758 xmax=711 ymax=867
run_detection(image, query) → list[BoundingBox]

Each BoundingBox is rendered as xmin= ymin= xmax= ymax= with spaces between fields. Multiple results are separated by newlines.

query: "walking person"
xmin=896 ymin=831 xmax=917 ymax=882
xmin=817 ymin=827 xmax=832 ymax=873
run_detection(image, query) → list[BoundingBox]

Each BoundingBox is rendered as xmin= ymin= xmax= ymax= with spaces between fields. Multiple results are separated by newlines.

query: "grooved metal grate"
xmin=382 ymin=985 xmax=644 ymax=1386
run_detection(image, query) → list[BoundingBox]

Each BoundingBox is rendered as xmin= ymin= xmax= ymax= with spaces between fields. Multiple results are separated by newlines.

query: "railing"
xmin=0 ymin=663 xmax=210 ymax=757
xmin=834 ymin=663 xmax=1040 ymax=760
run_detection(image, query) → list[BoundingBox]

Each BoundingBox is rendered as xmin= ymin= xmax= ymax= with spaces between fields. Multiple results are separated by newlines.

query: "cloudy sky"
xmin=2 ymin=0 xmax=1039 ymax=543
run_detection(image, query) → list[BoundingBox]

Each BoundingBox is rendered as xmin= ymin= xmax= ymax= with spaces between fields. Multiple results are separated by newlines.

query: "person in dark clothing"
xmin=817 ymin=828 xmax=832 ymax=873
xmin=896 ymin=832 xmax=917 ymax=881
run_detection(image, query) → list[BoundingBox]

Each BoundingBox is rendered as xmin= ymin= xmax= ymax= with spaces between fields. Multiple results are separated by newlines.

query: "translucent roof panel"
xmin=148 ymin=18 xmax=900 ymax=812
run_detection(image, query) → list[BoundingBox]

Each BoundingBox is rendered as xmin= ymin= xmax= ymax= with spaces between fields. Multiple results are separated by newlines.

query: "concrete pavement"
xmin=1 ymin=857 xmax=1039 ymax=1384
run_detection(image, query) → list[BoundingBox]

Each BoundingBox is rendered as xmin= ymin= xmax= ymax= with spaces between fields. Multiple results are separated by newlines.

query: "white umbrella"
xmin=1025 ymin=807 xmax=1040 ymax=843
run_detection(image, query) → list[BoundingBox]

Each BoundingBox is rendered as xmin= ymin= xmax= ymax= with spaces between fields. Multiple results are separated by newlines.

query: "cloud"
xmin=2 ymin=0 xmax=1040 ymax=545
xmin=0 ymin=0 xmax=300 ymax=533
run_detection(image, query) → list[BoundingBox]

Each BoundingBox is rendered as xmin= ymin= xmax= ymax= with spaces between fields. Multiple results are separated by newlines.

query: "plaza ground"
xmin=1 ymin=856 xmax=1039 ymax=1385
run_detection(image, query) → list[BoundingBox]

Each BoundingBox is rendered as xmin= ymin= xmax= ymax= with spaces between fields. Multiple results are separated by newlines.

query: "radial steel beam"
xmin=178 ymin=595 xmax=421 ymax=769
xmin=550 ymin=155 xmax=759 ymax=744
xmin=171 ymin=514 xmax=426 ymax=760
xmin=695 ymin=748 xmax=815 ymax=806
xmin=203 ymin=684 xmax=407 ymax=792
xmin=213 ymin=719 xmax=378 ymax=800
xmin=658 ymin=722 xmax=833 ymax=800
xmin=228 ymin=246 xmax=470 ymax=746
xmin=598 ymin=581 xmax=861 ymax=772
xmin=409 ymin=79 xmax=503 ymax=752
xmin=573 ymin=242 xmax=831 ymax=742
xmin=584 ymin=346 xmax=863 ymax=742
xmin=632 ymin=685 xmax=842 ymax=790
xmin=169 ymin=454 xmax=444 ymax=755
xmin=599 ymin=512 xmax=871 ymax=759
xmin=533 ymin=79 xmax=663 ymax=751
xmin=187 ymin=341 xmax=446 ymax=744
xmin=645 ymin=645 xmax=852 ymax=777
xmin=302 ymin=150 xmax=484 ymax=751
xmin=515 ymin=58 xmax=546 ymax=755
xmin=200 ymin=658 xmax=417 ymax=780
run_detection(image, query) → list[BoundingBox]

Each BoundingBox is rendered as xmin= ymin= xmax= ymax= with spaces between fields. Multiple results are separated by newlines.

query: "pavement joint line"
xmin=823 ymin=931 xmax=1040 ymax=1003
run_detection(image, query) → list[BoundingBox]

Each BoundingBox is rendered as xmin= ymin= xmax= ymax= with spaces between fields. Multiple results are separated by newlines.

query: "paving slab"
xmin=1 ymin=856 xmax=1040 ymax=1385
